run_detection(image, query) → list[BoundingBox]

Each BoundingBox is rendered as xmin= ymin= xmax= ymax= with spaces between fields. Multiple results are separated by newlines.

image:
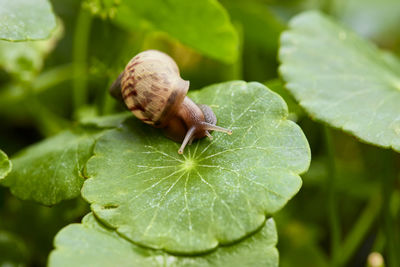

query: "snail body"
xmin=110 ymin=50 xmax=231 ymax=154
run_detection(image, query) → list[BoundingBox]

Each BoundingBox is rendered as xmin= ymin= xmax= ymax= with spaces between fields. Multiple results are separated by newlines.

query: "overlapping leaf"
xmin=0 ymin=0 xmax=56 ymax=41
xmin=0 ymin=150 xmax=11 ymax=180
xmin=82 ymin=81 xmax=310 ymax=254
xmin=1 ymin=130 xmax=95 ymax=205
xmin=279 ymin=11 xmax=400 ymax=152
xmin=0 ymin=113 xmax=133 ymax=205
xmin=111 ymin=0 xmax=239 ymax=63
xmin=49 ymin=213 xmax=278 ymax=267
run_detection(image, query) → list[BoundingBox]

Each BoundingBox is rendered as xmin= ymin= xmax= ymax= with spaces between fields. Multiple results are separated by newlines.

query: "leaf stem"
xmin=29 ymin=97 xmax=70 ymax=136
xmin=72 ymin=7 xmax=92 ymax=111
xmin=338 ymin=193 xmax=381 ymax=266
xmin=101 ymin=78 xmax=118 ymax=115
xmin=24 ymin=85 xmax=69 ymax=136
xmin=323 ymin=126 xmax=341 ymax=266
xmin=32 ymin=64 xmax=74 ymax=94
xmin=381 ymin=150 xmax=399 ymax=267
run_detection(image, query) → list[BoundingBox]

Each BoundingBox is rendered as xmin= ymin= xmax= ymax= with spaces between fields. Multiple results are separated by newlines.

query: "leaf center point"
xmin=182 ymin=158 xmax=196 ymax=171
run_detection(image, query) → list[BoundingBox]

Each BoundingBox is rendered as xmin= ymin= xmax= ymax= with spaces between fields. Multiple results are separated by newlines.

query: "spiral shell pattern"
xmin=121 ymin=50 xmax=189 ymax=126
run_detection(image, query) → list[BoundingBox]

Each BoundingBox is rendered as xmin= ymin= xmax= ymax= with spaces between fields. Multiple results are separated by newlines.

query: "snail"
xmin=109 ymin=50 xmax=232 ymax=154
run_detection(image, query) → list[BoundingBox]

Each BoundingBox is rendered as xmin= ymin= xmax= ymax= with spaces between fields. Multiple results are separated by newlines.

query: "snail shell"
xmin=110 ymin=50 xmax=232 ymax=154
xmin=121 ymin=50 xmax=189 ymax=127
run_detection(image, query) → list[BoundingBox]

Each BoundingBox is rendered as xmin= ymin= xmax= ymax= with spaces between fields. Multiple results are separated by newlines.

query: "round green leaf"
xmin=0 ymin=0 xmax=56 ymax=41
xmin=49 ymin=213 xmax=278 ymax=267
xmin=1 ymin=130 xmax=95 ymax=205
xmin=0 ymin=149 xmax=11 ymax=180
xmin=82 ymin=81 xmax=310 ymax=254
xmin=279 ymin=11 xmax=400 ymax=152
xmin=112 ymin=0 xmax=239 ymax=63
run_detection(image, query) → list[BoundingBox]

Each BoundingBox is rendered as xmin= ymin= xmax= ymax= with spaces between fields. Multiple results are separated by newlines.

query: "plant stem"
xmin=24 ymin=83 xmax=69 ymax=136
xmin=32 ymin=64 xmax=74 ymax=94
xmin=101 ymin=87 xmax=116 ymax=115
xmin=372 ymin=229 xmax=385 ymax=253
xmin=72 ymin=7 xmax=92 ymax=111
xmin=323 ymin=126 xmax=341 ymax=267
xmin=338 ymin=194 xmax=381 ymax=266
xmin=382 ymin=150 xmax=399 ymax=267
xmin=29 ymin=97 xmax=70 ymax=136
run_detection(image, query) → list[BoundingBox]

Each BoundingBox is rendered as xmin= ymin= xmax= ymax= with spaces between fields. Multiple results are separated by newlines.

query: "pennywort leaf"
xmin=111 ymin=0 xmax=239 ymax=63
xmin=82 ymin=81 xmax=310 ymax=254
xmin=49 ymin=213 xmax=278 ymax=267
xmin=279 ymin=11 xmax=400 ymax=152
xmin=1 ymin=130 xmax=95 ymax=206
xmin=0 ymin=0 xmax=56 ymax=41
xmin=0 ymin=113 xmax=133 ymax=206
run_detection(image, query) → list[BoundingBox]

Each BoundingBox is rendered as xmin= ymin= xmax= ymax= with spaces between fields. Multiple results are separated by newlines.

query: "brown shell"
xmin=121 ymin=50 xmax=189 ymax=127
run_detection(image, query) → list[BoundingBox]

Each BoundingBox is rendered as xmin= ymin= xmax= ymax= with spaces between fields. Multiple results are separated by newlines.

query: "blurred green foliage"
xmin=0 ymin=0 xmax=399 ymax=266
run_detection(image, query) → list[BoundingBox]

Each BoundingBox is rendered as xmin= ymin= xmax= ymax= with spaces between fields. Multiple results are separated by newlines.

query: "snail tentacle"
xmin=200 ymin=122 xmax=233 ymax=135
xmin=205 ymin=131 xmax=213 ymax=140
xmin=178 ymin=126 xmax=197 ymax=154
